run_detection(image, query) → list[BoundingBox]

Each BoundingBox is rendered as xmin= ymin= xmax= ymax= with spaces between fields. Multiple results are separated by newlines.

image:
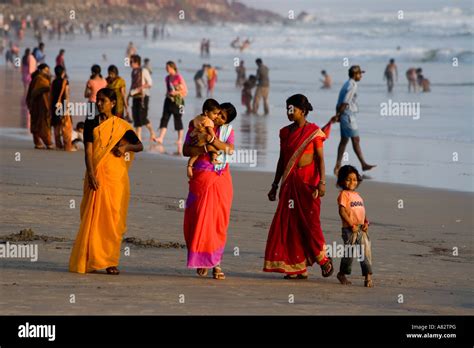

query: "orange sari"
xmin=69 ymin=116 xmax=136 ymax=273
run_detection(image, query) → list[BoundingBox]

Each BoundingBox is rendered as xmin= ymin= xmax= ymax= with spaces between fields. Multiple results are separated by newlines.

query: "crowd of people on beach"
xmin=3 ymin=12 xmax=440 ymax=289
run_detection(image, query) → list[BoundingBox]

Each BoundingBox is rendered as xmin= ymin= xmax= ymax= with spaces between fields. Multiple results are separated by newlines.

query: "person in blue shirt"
xmin=32 ymin=42 xmax=45 ymax=65
xmin=334 ymin=65 xmax=376 ymax=176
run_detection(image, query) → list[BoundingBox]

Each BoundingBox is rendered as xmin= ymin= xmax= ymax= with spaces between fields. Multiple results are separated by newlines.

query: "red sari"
xmin=264 ymin=122 xmax=329 ymax=275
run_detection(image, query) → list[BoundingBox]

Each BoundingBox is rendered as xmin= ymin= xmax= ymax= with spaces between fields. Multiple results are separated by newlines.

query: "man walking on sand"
xmin=252 ymin=58 xmax=270 ymax=115
xmin=334 ymin=65 xmax=376 ymax=175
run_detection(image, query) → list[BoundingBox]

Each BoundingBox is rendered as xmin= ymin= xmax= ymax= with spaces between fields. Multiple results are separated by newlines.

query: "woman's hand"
xmin=268 ymin=186 xmax=277 ymax=201
xmin=352 ymin=224 xmax=359 ymax=233
xmin=87 ymin=171 xmax=99 ymax=191
xmin=317 ymin=182 xmax=326 ymax=197
xmin=362 ymin=223 xmax=369 ymax=232
xmin=111 ymin=144 xmax=128 ymax=157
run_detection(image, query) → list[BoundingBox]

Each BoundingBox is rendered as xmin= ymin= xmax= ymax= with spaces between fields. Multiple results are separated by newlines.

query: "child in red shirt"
xmin=336 ymin=165 xmax=373 ymax=287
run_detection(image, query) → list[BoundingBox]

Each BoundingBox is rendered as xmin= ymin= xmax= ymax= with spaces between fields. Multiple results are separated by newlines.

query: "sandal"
xmin=106 ymin=266 xmax=120 ymax=275
xmin=196 ymin=268 xmax=208 ymax=277
xmin=321 ymin=257 xmax=334 ymax=278
xmin=284 ymin=273 xmax=308 ymax=280
xmin=212 ymin=266 xmax=226 ymax=280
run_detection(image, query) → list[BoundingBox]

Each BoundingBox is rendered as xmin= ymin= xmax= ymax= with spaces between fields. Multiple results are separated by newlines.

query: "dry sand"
xmin=0 ymin=69 xmax=473 ymax=315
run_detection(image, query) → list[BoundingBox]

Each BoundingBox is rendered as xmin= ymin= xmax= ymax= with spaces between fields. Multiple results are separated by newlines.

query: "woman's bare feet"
xmin=364 ymin=275 xmax=373 ymax=287
xmin=196 ymin=268 xmax=208 ymax=277
xmin=154 ymin=137 xmax=163 ymax=144
xmin=337 ymin=272 xmax=352 ymax=285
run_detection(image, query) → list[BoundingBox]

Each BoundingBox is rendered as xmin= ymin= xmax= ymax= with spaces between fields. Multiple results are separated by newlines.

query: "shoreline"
xmin=1 ymin=127 xmax=472 ymax=195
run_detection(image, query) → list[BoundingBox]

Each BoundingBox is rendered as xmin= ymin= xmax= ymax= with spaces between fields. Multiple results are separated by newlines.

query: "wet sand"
xmin=0 ymin=68 xmax=473 ymax=315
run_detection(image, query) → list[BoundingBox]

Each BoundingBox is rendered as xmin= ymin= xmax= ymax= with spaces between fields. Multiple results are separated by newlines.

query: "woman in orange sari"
xmin=264 ymin=94 xmax=335 ymax=279
xmin=69 ymin=88 xmax=143 ymax=275
xmin=182 ymin=103 xmax=237 ymax=280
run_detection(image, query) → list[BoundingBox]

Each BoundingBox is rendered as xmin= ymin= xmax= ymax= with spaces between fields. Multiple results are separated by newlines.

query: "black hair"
xmin=144 ymin=58 xmax=150 ymax=64
xmin=286 ymin=94 xmax=313 ymax=116
xmin=59 ymin=49 xmax=65 ymax=54
xmin=337 ymin=165 xmax=363 ymax=190
xmin=22 ymin=48 xmax=30 ymax=66
xmin=108 ymin=64 xmax=119 ymax=75
xmin=256 ymin=58 xmax=262 ymax=65
xmin=389 ymin=58 xmax=395 ymax=63
xmin=96 ymin=87 xmax=117 ymax=115
xmin=220 ymin=102 xmax=237 ymax=124
xmin=37 ymin=63 xmax=49 ymax=71
xmin=76 ymin=121 xmax=85 ymax=130
xmin=90 ymin=64 xmax=102 ymax=79
xmin=166 ymin=60 xmax=178 ymax=72
xmin=54 ymin=65 xmax=65 ymax=77
xmin=131 ymin=54 xmax=141 ymax=65
xmin=39 ymin=42 xmax=45 ymax=49
xmin=321 ymin=70 xmax=327 ymax=75
xmin=249 ymin=74 xmax=257 ymax=80
xmin=202 ymin=98 xmax=220 ymax=114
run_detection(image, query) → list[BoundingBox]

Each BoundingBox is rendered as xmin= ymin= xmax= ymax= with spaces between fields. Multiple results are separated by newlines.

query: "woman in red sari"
xmin=182 ymin=103 xmax=237 ymax=280
xmin=264 ymin=94 xmax=335 ymax=279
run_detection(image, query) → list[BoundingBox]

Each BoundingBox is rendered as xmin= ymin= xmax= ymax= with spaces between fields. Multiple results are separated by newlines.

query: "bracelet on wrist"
xmin=208 ymin=136 xmax=215 ymax=144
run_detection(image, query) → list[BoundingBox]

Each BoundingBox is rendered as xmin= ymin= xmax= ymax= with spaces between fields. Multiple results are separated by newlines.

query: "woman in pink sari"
xmin=264 ymin=94 xmax=335 ymax=279
xmin=182 ymin=103 xmax=237 ymax=280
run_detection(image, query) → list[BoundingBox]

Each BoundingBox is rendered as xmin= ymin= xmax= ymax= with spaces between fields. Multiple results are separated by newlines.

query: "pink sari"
xmin=183 ymin=125 xmax=234 ymax=268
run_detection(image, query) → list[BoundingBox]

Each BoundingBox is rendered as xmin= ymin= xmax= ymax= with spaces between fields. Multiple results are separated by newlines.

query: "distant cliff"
xmin=1 ymin=0 xmax=283 ymax=24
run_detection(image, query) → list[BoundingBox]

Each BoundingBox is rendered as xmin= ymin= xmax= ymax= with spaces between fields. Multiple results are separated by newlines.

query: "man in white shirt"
xmin=128 ymin=54 xmax=158 ymax=142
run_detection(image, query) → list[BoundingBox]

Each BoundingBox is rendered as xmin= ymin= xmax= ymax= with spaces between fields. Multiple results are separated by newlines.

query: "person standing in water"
xmin=252 ymin=58 xmax=270 ymax=116
xmin=206 ymin=64 xmax=218 ymax=97
xmin=383 ymin=58 xmax=398 ymax=93
xmin=194 ymin=64 xmax=207 ymax=98
xmin=406 ymin=67 xmax=418 ymax=93
xmin=235 ymin=60 xmax=246 ymax=87
xmin=320 ymin=70 xmax=332 ymax=89
xmin=334 ymin=65 xmax=376 ymax=176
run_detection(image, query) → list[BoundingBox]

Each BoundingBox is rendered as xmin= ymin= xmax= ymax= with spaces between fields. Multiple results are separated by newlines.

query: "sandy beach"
xmin=0 ymin=78 xmax=472 ymax=314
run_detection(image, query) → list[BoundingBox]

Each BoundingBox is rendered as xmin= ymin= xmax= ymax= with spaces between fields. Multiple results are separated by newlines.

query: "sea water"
xmin=2 ymin=1 xmax=473 ymax=191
